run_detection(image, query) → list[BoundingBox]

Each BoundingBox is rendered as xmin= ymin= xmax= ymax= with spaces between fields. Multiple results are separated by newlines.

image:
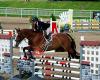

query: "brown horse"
xmin=15 ymin=28 xmax=79 ymax=59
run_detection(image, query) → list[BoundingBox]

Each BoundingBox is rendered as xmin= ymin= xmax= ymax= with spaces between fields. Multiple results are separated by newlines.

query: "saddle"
xmin=43 ymin=32 xmax=53 ymax=51
xmin=45 ymin=32 xmax=52 ymax=42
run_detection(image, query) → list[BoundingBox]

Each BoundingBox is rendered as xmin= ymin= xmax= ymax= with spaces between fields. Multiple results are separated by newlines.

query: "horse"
xmin=15 ymin=28 xmax=80 ymax=59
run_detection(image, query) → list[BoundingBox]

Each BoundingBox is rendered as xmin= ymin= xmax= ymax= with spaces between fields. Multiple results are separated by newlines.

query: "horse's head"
xmin=15 ymin=28 xmax=26 ymax=47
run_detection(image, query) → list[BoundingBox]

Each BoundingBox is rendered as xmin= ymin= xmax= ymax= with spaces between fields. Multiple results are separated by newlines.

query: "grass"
xmin=0 ymin=1 xmax=100 ymax=10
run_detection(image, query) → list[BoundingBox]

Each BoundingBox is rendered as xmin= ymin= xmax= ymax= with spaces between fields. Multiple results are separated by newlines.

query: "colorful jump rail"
xmin=0 ymin=29 xmax=16 ymax=36
xmin=73 ymin=20 xmax=100 ymax=32
xmin=17 ymin=52 xmax=80 ymax=80
xmin=0 ymin=29 xmax=16 ymax=47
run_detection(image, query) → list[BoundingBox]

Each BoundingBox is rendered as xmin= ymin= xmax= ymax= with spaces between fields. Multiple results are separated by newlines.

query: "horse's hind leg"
xmin=71 ymin=48 xmax=80 ymax=59
xmin=67 ymin=48 xmax=75 ymax=59
xmin=55 ymin=47 xmax=72 ymax=60
xmin=68 ymin=48 xmax=80 ymax=59
xmin=68 ymin=53 xmax=71 ymax=61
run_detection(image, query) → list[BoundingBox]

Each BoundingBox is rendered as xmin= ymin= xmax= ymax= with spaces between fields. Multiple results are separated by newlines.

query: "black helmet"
xmin=31 ymin=16 xmax=38 ymax=21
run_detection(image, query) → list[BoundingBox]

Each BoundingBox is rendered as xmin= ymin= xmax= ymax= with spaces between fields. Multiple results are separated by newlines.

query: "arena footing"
xmin=28 ymin=75 xmax=45 ymax=80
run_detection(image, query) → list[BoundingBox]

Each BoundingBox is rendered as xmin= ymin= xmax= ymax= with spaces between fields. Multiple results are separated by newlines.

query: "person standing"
xmin=95 ymin=13 xmax=100 ymax=22
xmin=0 ymin=22 xmax=3 ymax=29
xmin=50 ymin=14 xmax=56 ymax=21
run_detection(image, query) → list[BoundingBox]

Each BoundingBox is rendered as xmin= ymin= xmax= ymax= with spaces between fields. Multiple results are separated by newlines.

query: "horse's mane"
xmin=37 ymin=21 xmax=50 ymax=30
xmin=21 ymin=29 xmax=43 ymax=34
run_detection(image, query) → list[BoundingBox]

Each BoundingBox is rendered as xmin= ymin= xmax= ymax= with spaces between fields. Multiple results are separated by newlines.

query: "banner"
xmin=59 ymin=9 xmax=73 ymax=30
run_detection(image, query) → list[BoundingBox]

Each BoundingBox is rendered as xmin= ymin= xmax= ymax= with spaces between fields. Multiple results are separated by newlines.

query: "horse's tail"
xmin=66 ymin=33 xmax=80 ymax=59
xmin=66 ymin=33 xmax=76 ymax=49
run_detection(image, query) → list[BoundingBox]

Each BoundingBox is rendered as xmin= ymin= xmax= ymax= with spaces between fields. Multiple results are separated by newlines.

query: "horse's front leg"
xmin=23 ymin=47 xmax=28 ymax=58
xmin=28 ymin=47 xmax=35 ymax=59
xmin=23 ymin=46 xmax=35 ymax=60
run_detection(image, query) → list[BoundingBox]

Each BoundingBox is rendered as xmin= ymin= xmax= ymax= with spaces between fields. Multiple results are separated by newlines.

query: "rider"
xmin=29 ymin=16 xmax=39 ymax=31
xmin=30 ymin=16 xmax=52 ymax=41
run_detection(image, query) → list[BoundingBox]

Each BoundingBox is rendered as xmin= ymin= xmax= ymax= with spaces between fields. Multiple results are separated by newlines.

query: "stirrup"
xmin=45 ymin=39 xmax=49 ymax=44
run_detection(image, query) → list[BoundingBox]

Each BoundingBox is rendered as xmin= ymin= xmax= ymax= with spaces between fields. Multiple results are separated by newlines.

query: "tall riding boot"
xmin=44 ymin=30 xmax=48 ymax=39
xmin=47 ymin=32 xmax=52 ymax=41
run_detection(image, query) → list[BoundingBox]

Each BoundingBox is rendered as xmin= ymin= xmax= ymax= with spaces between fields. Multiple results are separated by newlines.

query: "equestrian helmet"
xmin=31 ymin=16 xmax=38 ymax=21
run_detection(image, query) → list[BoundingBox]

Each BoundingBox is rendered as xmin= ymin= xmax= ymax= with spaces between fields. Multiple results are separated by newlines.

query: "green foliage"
xmin=0 ymin=1 xmax=100 ymax=10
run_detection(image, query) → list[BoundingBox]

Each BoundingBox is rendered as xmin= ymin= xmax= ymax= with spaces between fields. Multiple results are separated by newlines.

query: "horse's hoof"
xmin=33 ymin=57 xmax=36 ymax=60
xmin=22 ymin=57 xmax=27 ymax=60
xmin=31 ymin=57 xmax=36 ymax=60
xmin=76 ymin=55 xmax=80 ymax=59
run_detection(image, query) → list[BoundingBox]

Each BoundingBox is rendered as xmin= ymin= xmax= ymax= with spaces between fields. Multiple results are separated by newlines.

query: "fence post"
xmin=80 ymin=43 xmax=83 ymax=80
xmin=90 ymin=10 xmax=92 ymax=22
xmin=53 ymin=9 xmax=55 ymax=15
xmin=5 ymin=7 xmax=8 ymax=17
xmin=37 ymin=8 xmax=38 ymax=17
xmin=21 ymin=8 xmax=23 ymax=18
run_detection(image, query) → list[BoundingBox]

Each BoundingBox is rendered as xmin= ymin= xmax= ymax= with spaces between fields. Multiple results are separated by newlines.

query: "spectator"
xmin=64 ymin=24 xmax=70 ymax=31
xmin=50 ymin=14 xmax=56 ymax=21
xmin=95 ymin=13 xmax=100 ymax=22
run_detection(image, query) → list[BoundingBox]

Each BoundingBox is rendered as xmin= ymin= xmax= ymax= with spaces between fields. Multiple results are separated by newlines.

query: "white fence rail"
xmin=0 ymin=7 xmax=68 ymax=17
xmin=0 ymin=7 xmax=100 ymax=19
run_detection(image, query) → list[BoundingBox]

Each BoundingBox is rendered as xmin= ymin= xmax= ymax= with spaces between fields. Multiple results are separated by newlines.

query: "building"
xmin=0 ymin=34 xmax=13 ymax=77
xmin=80 ymin=41 xmax=100 ymax=80
xmin=80 ymin=60 xmax=92 ymax=80
xmin=92 ymin=64 xmax=100 ymax=80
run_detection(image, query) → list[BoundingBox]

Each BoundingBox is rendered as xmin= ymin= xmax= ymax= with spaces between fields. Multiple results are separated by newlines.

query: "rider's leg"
xmin=44 ymin=30 xmax=48 ymax=39
xmin=47 ymin=32 xmax=53 ymax=41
